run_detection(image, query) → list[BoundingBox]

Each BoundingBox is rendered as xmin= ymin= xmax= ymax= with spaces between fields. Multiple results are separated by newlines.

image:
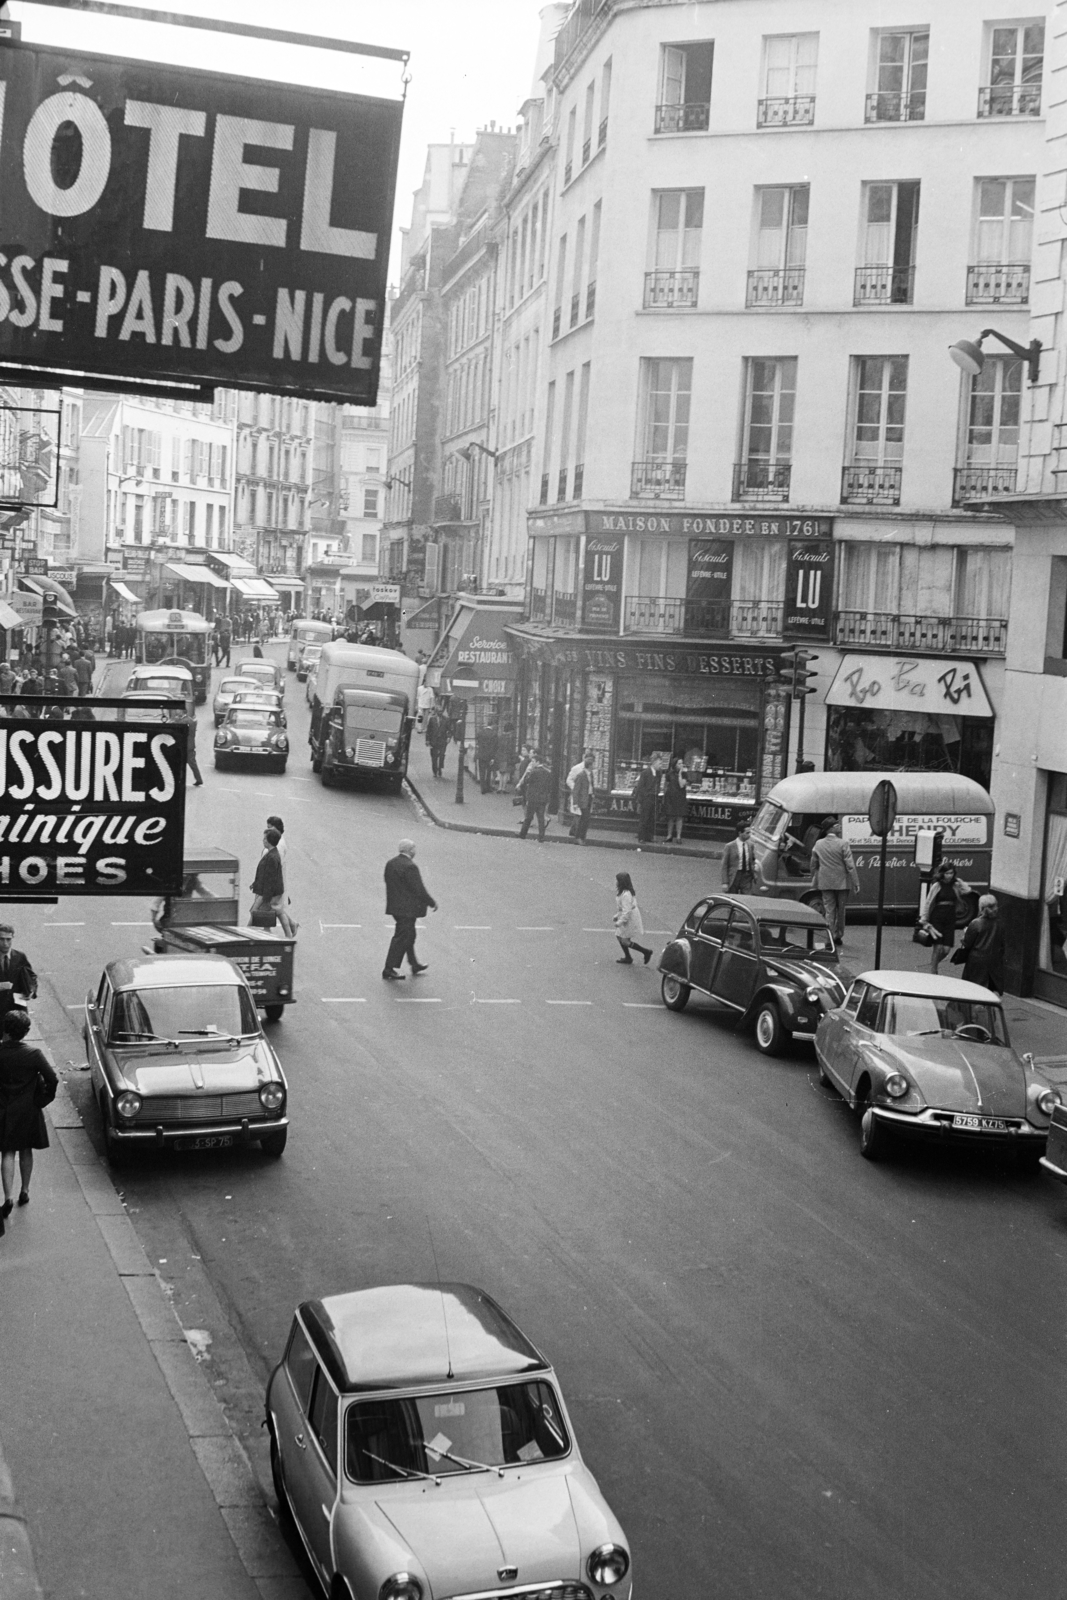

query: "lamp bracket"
xmin=978 ymin=327 xmax=1043 ymax=384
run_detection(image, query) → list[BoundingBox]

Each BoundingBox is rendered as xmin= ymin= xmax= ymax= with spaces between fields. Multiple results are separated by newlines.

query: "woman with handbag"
xmin=918 ymin=862 xmax=973 ymax=975
xmin=613 ymin=872 xmax=654 ymax=965
xmin=663 ymin=757 xmax=689 ymax=844
xmin=953 ymin=894 xmax=1006 ymax=992
xmin=0 ymin=1008 xmax=58 ymax=1232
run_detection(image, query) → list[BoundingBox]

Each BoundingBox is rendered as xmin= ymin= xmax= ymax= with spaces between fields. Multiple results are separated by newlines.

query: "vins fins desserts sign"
xmin=0 ymin=718 xmax=186 ymax=894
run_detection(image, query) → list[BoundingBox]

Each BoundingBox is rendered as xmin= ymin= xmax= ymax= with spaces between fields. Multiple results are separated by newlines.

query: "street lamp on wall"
xmin=949 ymin=327 xmax=1042 ymax=385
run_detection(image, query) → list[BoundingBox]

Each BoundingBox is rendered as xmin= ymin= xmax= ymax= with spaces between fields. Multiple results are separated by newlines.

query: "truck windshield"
xmin=343 ymin=707 xmax=401 ymax=734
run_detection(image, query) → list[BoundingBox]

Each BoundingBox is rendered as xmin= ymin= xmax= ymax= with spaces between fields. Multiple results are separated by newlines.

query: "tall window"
xmin=981 ymin=21 xmax=1044 ymax=117
xmin=633 ymin=359 xmax=692 ymax=498
xmin=582 ymin=80 xmax=595 ymax=164
xmin=574 ymin=362 xmax=591 ymax=498
xmin=733 ymin=541 xmax=787 ymax=632
xmin=586 ymin=201 xmax=601 ymax=319
xmin=844 ymin=357 xmax=908 ymax=505
xmin=656 ymin=41 xmax=714 ymax=133
xmin=565 ymin=105 xmax=577 ymax=184
xmin=737 ymin=358 xmax=796 ymax=501
xmin=748 ymin=186 xmax=807 ymax=307
xmin=956 ymin=548 xmax=1011 ymax=621
xmin=968 ymin=177 xmax=1034 ymax=305
xmin=204 ymin=503 xmax=214 ymax=546
xmin=558 ymin=370 xmax=575 ymax=502
xmin=541 ymin=380 xmax=556 ymax=505
xmin=868 ymin=29 xmax=928 ymax=122
xmin=645 ymin=190 xmax=703 ymax=308
xmin=599 ymin=58 xmax=612 ymax=148
xmin=571 ymin=215 xmax=586 ymax=328
xmin=954 ymin=358 xmax=1022 ymax=502
xmin=553 ymin=234 xmax=567 ymax=340
xmin=857 ymin=182 xmax=919 ymax=305
xmin=759 ymin=33 xmax=818 ymax=125
xmin=363 ymin=487 xmax=379 ymax=517
xmin=362 ymin=533 xmax=378 ymax=563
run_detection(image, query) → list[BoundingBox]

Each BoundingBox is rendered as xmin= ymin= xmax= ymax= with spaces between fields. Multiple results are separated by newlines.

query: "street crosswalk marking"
xmin=454 ymin=925 xmax=491 ymax=929
xmin=321 ymin=998 xmax=367 ymax=1003
xmin=45 ymin=921 xmax=85 ymax=926
xmin=395 ymin=997 xmax=441 ymax=1003
xmin=546 ymin=1000 xmax=593 ymax=1005
xmin=320 ymin=923 xmax=362 ymax=930
xmin=472 ymin=997 xmax=521 ymax=1004
xmin=111 ymin=921 xmax=153 ymax=926
xmin=516 ymin=926 xmax=554 ymax=931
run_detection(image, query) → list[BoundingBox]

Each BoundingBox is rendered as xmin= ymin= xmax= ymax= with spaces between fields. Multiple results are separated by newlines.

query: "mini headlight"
xmin=378 ymin=1576 xmax=422 ymax=1600
xmin=884 ymin=1073 xmax=910 ymax=1099
xmin=588 ymin=1543 xmax=630 ymax=1585
xmin=1037 ymin=1088 xmax=1061 ymax=1116
xmin=259 ymin=1082 xmax=285 ymax=1112
xmin=115 ymin=1091 xmax=142 ymax=1120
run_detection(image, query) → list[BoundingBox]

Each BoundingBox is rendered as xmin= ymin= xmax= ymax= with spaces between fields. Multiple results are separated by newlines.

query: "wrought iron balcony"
xmin=978 ymin=83 xmax=1041 ymax=118
xmin=757 ymin=95 xmax=816 ymax=127
xmin=965 ymin=262 xmax=1030 ymax=305
xmin=854 ymin=264 xmax=915 ymax=306
xmin=834 ymin=609 xmax=1007 ymax=656
xmin=952 ymin=465 xmax=1018 ymax=506
xmin=623 ymin=595 xmax=729 ymax=637
xmin=731 ymin=600 xmax=784 ymax=638
xmin=630 ymin=459 xmax=687 ymax=499
xmin=841 ymin=464 xmax=902 ymax=506
xmin=746 ymin=267 xmax=805 ymax=307
xmin=865 ymin=90 xmax=926 ymax=123
xmin=733 ymin=461 xmax=792 ymax=503
xmin=553 ymin=591 xmax=577 ymax=625
xmin=643 ymin=269 xmax=700 ymax=309
xmin=654 ymin=102 xmax=711 ymax=134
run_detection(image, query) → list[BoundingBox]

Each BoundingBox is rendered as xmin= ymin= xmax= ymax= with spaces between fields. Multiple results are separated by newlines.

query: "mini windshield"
xmin=882 ymin=994 xmax=1009 ymax=1045
xmin=758 ymin=921 xmax=835 ymax=955
xmin=111 ymin=983 xmax=258 ymax=1041
xmin=219 ymin=680 xmax=250 ymax=695
xmin=345 ymin=1380 xmax=568 ymax=1483
xmin=228 ymin=709 xmax=280 ymax=728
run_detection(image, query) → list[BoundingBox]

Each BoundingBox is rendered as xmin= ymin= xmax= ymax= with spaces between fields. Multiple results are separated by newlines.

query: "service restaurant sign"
xmin=0 ymin=717 xmax=186 ymax=894
xmin=0 ymin=42 xmax=402 ymax=402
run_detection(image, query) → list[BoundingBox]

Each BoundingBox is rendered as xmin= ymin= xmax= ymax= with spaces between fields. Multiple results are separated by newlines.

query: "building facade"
xmin=230 ymin=388 xmax=316 ymax=616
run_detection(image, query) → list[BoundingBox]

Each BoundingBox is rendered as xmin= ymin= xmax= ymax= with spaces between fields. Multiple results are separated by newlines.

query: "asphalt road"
xmin=36 ymin=650 xmax=1067 ymax=1599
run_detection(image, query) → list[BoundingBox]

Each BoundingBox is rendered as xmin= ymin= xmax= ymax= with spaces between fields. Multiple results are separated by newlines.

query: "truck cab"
xmin=308 ymin=642 xmax=420 ymax=790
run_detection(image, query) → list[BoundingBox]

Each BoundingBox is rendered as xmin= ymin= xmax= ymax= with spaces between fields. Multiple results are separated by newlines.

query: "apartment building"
xmin=229 ymin=387 xmax=315 ymax=614
xmin=506 ymin=0 xmax=1043 ymax=829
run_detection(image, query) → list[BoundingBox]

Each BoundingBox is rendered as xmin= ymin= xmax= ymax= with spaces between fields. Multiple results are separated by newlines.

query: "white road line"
xmin=545 ymin=1000 xmax=593 ymax=1006
xmin=472 ymin=998 xmax=521 ymax=1004
xmin=516 ymin=926 xmax=554 ymax=931
xmin=454 ymin=925 xmax=492 ymax=930
xmin=65 ymin=1003 xmax=84 ymax=1009
xmin=290 ymin=775 xmax=314 ymax=781
xmin=395 ymin=997 xmax=442 ymax=1003
xmin=321 ymin=997 xmax=367 ymax=1003
xmin=44 ymin=922 xmax=85 ymax=927
xmin=112 ymin=921 xmax=153 ymax=926
xmin=320 ymin=923 xmax=362 ymax=930
xmin=582 ymin=928 xmax=613 ymax=933
xmin=622 ymin=1002 xmax=662 ymax=1008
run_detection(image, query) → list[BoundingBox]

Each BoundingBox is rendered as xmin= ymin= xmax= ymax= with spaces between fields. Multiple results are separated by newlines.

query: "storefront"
xmin=429 ymin=598 xmax=523 ymax=736
xmin=824 ymin=652 xmax=996 ymax=788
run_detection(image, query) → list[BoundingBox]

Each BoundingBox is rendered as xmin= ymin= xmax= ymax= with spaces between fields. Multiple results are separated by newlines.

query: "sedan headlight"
xmin=884 ymin=1073 xmax=910 ymax=1099
xmin=805 ymin=986 xmax=821 ymax=1004
xmin=588 ymin=1543 xmax=630 ymax=1585
xmin=215 ymin=731 xmax=231 ymax=746
xmin=115 ymin=1090 xmax=142 ymax=1120
xmin=379 ymin=1577 xmax=422 ymax=1600
xmin=1037 ymin=1088 xmax=1061 ymax=1116
xmin=259 ymin=1082 xmax=285 ymax=1112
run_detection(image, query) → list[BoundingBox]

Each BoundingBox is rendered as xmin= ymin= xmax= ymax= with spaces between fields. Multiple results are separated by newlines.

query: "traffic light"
xmin=41 ymin=592 xmax=60 ymax=628
xmin=777 ymin=650 xmax=819 ymax=700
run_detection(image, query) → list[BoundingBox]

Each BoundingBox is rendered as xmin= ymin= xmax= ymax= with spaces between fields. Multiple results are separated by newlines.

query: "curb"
xmin=0 ymin=1453 xmax=43 ymax=1600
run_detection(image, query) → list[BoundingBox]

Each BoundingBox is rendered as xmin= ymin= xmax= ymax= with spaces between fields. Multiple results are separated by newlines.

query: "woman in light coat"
xmin=613 ymin=872 xmax=654 ymax=965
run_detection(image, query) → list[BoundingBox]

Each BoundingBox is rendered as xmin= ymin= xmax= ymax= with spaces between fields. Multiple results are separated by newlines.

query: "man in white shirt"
xmin=566 ymin=752 xmax=596 ymax=842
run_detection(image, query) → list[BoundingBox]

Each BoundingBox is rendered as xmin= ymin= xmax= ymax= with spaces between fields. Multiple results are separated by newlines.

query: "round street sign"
xmin=868 ymin=779 xmax=898 ymax=839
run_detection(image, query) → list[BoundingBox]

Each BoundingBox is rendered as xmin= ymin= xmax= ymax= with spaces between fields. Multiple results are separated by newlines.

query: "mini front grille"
xmin=447 ymin=1584 xmax=593 ymax=1600
xmin=135 ymin=1092 xmax=264 ymax=1121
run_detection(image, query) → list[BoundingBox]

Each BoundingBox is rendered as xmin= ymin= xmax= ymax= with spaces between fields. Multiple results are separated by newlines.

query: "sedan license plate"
xmin=952 ymin=1114 xmax=1009 ymax=1133
xmin=191 ymin=1134 xmax=234 ymax=1150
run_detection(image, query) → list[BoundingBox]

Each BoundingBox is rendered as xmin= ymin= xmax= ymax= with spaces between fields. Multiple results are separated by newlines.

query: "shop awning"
xmin=264 ymin=573 xmax=305 ymax=591
xmin=165 ymin=562 xmax=230 ymax=589
xmin=429 ymin=602 xmax=521 ymax=693
xmin=19 ymin=575 xmax=76 ymax=616
xmin=208 ymin=551 xmax=256 ymax=576
xmin=826 ymin=653 xmax=993 ymax=719
xmin=231 ymin=577 xmax=280 ymax=602
xmin=109 ymin=580 xmax=141 ymax=605
xmin=0 ymin=600 xmax=25 ymax=631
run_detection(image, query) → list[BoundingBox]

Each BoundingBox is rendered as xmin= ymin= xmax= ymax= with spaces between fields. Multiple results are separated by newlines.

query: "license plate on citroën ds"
xmin=952 ymin=1114 xmax=1008 ymax=1132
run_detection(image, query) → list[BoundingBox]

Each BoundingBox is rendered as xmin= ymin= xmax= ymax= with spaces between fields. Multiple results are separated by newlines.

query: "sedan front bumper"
xmin=110 ymin=1114 xmax=288 ymax=1146
xmin=870 ymin=1105 xmax=1046 ymax=1146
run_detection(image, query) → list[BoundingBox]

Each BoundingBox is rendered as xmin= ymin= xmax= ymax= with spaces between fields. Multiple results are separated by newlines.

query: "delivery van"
xmin=308 ymin=643 xmax=420 ymax=790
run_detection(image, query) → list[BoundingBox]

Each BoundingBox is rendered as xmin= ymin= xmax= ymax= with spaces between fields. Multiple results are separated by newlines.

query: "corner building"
xmin=508 ymin=0 xmax=1044 ymax=830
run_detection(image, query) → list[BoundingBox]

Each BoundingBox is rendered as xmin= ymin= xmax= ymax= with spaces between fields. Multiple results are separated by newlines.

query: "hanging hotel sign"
xmin=826 ymin=654 xmax=993 ymax=718
xmin=581 ymin=534 xmax=622 ymax=631
xmin=0 ymin=41 xmax=403 ymax=403
xmin=784 ymin=540 xmax=833 ymax=640
xmin=0 ymin=713 xmax=186 ymax=893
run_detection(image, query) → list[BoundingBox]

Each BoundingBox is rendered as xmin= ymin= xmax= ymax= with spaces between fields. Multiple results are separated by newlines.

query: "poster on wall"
xmin=686 ymin=539 xmax=732 ymax=634
xmin=759 ymin=686 xmax=790 ymax=797
xmin=581 ymin=535 xmax=622 ymax=631
xmin=784 ymin=540 xmax=833 ymax=640
xmin=582 ymin=673 xmax=614 ymax=790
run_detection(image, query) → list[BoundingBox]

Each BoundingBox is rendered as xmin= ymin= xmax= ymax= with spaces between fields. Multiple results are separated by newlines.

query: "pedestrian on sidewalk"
xmin=632 ymin=757 xmax=661 ymax=844
xmin=74 ymin=649 xmax=94 ymax=696
xmin=0 ymin=924 xmax=37 ymax=1022
xmin=476 ymin=718 xmax=498 ymax=794
xmin=811 ymin=820 xmax=860 ymax=945
xmin=953 ymin=894 xmax=1006 ymax=992
xmin=184 ymin=705 xmax=203 ymax=786
xmin=613 ymin=872 xmax=654 ymax=965
xmin=416 ymin=676 xmax=435 ymax=730
xmin=0 ymin=1008 xmax=58 ymax=1233
xmin=383 ymin=839 xmax=437 ymax=980
xmin=567 ymin=751 xmax=596 ymax=843
xmin=426 ymin=704 xmax=450 ymax=778
xmin=518 ymin=751 xmax=552 ymax=841
xmin=217 ymin=619 xmax=232 ymax=666
xmin=919 ymin=861 xmax=973 ymax=975
xmin=250 ymin=827 xmax=284 ymax=925
xmin=265 ymin=815 xmax=297 ymax=937
xmin=663 ymin=757 xmax=689 ymax=844
xmin=722 ymin=822 xmax=757 ymax=894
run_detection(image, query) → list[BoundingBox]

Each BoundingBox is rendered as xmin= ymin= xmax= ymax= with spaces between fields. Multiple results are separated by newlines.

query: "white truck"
xmin=307 ymin=642 xmax=420 ymax=791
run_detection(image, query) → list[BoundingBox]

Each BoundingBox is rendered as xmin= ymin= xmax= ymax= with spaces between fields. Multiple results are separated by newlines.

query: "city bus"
xmin=134 ymin=609 xmax=212 ymax=704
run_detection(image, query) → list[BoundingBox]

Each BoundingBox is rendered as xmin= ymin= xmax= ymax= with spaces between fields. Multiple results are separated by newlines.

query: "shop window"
xmin=826 ymin=706 xmax=993 ymax=789
xmin=1040 ymin=773 xmax=1067 ymax=981
xmin=613 ymin=673 xmax=761 ymax=801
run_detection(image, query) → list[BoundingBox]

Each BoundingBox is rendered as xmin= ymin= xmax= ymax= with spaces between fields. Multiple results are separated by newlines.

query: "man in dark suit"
xmin=632 ymin=757 xmax=661 ymax=843
xmin=0 ymin=924 xmax=37 ymax=1019
xmin=383 ymin=839 xmax=438 ymax=980
xmin=722 ymin=822 xmax=758 ymax=893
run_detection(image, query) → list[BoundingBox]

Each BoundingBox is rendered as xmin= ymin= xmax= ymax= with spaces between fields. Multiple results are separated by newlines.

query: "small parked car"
xmin=297 ymin=641 xmax=323 ymax=683
xmin=233 ymin=657 xmax=285 ymax=697
xmin=266 ymin=1281 xmax=632 ymax=1600
xmin=658 ymin=894 xmax=850 ymax=1053
xmin=214 ymin=705 xmax=289 ymax=772
xmin=84 ymin=953 xmax=288 ymax=1164
xmin=815 ymin=969 xmax=1060 ymax=1162
xmin=214 ymin=674 xmax=263 ymax=726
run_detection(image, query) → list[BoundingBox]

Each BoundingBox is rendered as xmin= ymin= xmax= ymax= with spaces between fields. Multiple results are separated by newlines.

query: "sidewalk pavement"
xmin=0 ymin=980 xmax=306 ymax=1600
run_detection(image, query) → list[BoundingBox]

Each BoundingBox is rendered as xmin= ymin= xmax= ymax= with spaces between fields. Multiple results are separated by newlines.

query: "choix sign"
xmin=0 ymin=41 xmax=402 ymax=401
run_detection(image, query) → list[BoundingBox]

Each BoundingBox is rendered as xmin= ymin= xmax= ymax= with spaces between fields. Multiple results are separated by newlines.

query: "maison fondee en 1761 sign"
xmin=0 ymin=716 xmax=187 ymax=895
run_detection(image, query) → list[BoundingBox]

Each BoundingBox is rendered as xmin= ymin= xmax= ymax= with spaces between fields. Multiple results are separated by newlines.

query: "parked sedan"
xmin=84 ymin=953 xmax=288 ymax=1164
xmin=658 ymin=894 xmax=850 ymax=1053
xmin=266 ymin=1281 xmax=632 ymax=1600
xmin=214 ymin=705 xmax=289 ymax=772
xmin=815 ymin=970 xmax=1060 ymax=1162
xmin=213 ymin=674 xmax=263 ymax=726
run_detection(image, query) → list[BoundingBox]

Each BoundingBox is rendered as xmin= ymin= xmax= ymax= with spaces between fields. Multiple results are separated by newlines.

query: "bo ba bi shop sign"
xmin=0 ymin=41 xmax=402 ymax=402
xmin=0 ymin=719 xmax=186 ymax=894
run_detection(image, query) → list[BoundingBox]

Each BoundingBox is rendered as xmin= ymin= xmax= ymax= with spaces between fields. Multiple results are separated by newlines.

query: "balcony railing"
xmin=854 ymin=264 xmax=915 ymax=306
xmin=733 ymin=461 xmax=792 ymax=503
xmin=965 ymin=262 xmax=1030 ymax=305
xmin=865 ymin=90 xmax=926 ymax=123
xmin=556 ymin=468 xmax=569 ymax=503
xmin=757 ymin=95 xmax=816 ymax=127
xmin=623 ymin=595 xmax=729 ymax=637
xmin=834 ymin=610 xmax=1008 ymax=656
xmin=746 ymin=266 xmax=805 ymax=307
xmin=553 ymin=591 xmax=577 ymax=626
xmin=952 ymin=464 xmax=1018 ymax=506
xmin=631 ymin=459 xmax=687 ymax=499
xmin=731 ymin=599 xmax=785 ymax=638
xmin=978 ymin=83 xmax=1041 ymax=118
xmin=643 ymin=269 xmax=700 ymax=309
xmin=841 ymin=464 xmax=902 ymax=506
xmin=654 ymin=102 xmax=711 ymax=134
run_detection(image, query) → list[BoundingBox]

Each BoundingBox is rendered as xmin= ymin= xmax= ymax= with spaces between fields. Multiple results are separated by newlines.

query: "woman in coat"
xmin=919 ymin=861 xmax=973 ymax=974
xmin=955 ymin=895 xmax=1006 ymax=992
xmin=0 ymin=1009 xmax=58 ymax=1232
xmin=663 ymin=757 xmax=689 ymax=844
xmin=613 ymin=872 xmax=654 ymax=965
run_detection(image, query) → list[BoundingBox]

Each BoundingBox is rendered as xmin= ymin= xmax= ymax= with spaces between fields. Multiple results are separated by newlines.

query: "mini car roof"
xmin=300 ymin=1283 xmax=550 ymax=1394
xmin=856 ymin=969 xmax=1002 ymax=1002
xmin=105 ymin=953 xmax=245 ymax=990
xmin=720 ymin=894 xmax=829 ymax=924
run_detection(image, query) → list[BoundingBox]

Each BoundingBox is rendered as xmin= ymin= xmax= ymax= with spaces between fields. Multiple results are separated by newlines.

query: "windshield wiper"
xmin=425 ymin=1441 xmax=498 ymax=1476
xmin=113 ymin=1031 xmax=179 ymax=1046
xmin=364 ymin=1449 xmax=440 ymax=1484
xmin=178 ymin=1029 xmax=241 ymax=1043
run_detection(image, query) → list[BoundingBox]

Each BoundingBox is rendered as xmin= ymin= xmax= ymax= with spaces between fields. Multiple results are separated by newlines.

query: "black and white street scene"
xmin=2 ymin=1 xmax=1067 ymax=1598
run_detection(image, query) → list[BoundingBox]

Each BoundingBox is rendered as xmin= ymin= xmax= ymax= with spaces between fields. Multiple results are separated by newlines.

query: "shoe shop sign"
xmin=0 ymin=713 xmax=186 ymax=894
xmin=0 ymin=41 xmax=402 ymax=403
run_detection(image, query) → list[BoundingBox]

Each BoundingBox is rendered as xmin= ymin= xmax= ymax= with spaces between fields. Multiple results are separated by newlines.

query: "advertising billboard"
xmin=0 ymin=715 xmax=186 ymax=894
xmin=0 ymin=39 xmax=402 ymax=403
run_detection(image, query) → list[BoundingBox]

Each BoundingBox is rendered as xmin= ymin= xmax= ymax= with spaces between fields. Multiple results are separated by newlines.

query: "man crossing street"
xmin=383 ymin=840 xmax=438 ymax=980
